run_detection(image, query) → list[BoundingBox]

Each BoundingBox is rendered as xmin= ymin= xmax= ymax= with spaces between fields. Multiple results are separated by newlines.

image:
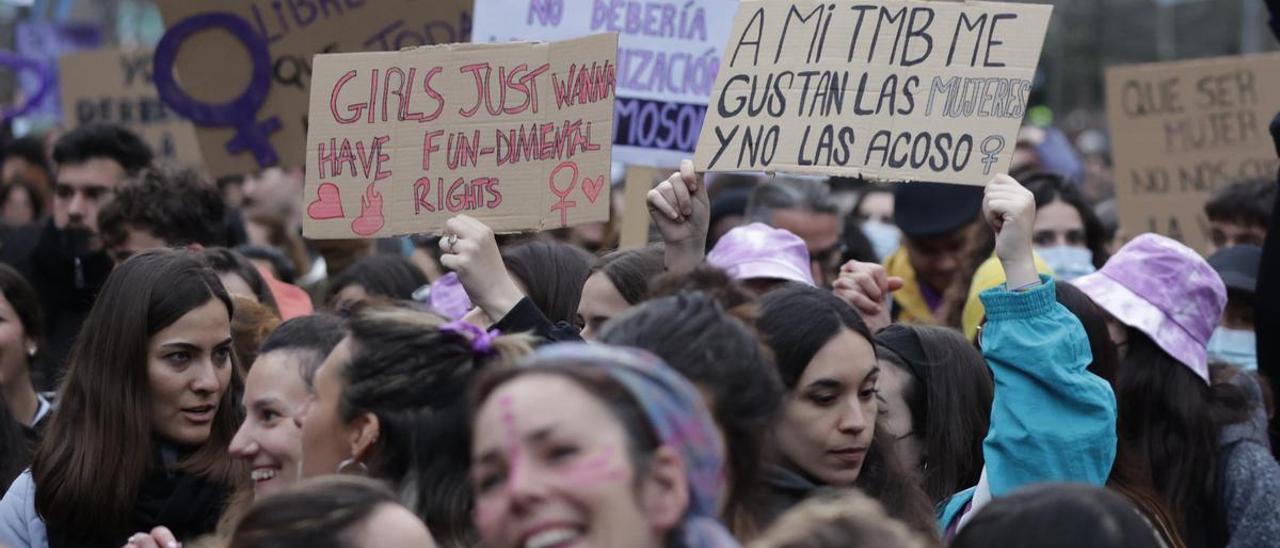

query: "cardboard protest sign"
xmin=619 ymin=165 xmax=664 ymax=249
xmin=154 ymin=0 xmax=472 ymax=178
xmin=473 ymin=0 xmax=738 ymax=167
xmin=59 ymin=48 xmax=202 ymax=165
xmin=694 ymin=0 xmax=1052 ymax=185
xmin=302 ymin=33 xmax=617 ymax=239
xmin=1105 ymin=53 xmax=1280 ymax=254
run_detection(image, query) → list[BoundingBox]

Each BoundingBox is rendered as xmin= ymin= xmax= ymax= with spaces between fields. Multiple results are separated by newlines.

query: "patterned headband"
xmin=528 ymin=343 xmax=741 ymax=548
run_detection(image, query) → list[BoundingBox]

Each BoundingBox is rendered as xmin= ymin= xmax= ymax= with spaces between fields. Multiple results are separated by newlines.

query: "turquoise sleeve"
xmin=979 ymin=276 xmax=1117 ymax=496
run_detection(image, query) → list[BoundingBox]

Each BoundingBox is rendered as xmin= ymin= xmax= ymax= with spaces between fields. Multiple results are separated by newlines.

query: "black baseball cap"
xmin=1208 ymin=244 xmax=1262 ymax=295
xmin=892 ymin=182 xmax=984 ymax=239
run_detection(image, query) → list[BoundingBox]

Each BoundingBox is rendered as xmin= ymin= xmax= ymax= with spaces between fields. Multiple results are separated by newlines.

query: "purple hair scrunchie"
xmin=440 ymin=320 xmax=500 ymax=357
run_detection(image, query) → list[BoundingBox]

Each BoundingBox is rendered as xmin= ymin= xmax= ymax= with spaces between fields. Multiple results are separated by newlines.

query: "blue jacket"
xmin=939 ymin=278 xmax=1118 ymax=532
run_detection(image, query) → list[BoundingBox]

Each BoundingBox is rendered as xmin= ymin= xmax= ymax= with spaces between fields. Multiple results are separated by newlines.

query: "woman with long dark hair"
xmin=1077 ymin=233 xmax=1280 ymax=548
xmin=873 ymin=325 xmax=993 ymax=504
xmin=122 ymin=314 xmax=350 ymax=547
xmin=0 ymin=250 xmax=246 ymax=547
xmin=755 ymin=283 xmax=937 ymax=543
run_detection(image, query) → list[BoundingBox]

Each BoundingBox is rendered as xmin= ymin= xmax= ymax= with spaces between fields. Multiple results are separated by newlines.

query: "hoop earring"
xmin=336 ymin=457 xmax=368 ymax=475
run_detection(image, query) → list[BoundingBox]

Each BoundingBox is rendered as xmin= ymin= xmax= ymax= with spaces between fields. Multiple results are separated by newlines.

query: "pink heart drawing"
xmin=581 ymin=174 xmax=606 ymax=204
xmin=307 ymin=183 xmax=345 ymax=220
xmin=351 ymin=183 xmax=385 ymax=237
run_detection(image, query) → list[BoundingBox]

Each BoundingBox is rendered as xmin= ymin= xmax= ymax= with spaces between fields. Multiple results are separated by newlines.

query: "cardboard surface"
xmin=302 ymin=33 xmax=618 ymax=239
xmin=155 ymin=0 xmax=472 ymax=177
xmin=694 ymin=0 xmax=1052 ymax=185
xmin=473 ymin=0 xmax=738 ymax=166
xmin=1105 ymin=53 xmax=1280 ymax=254
xmin=59 ymin=48 xmax=203 ymax=165
xmin=619 ymin=165 xmax=664 ymax=249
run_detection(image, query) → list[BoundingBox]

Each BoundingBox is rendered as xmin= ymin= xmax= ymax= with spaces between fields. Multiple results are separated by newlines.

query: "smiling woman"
xmin=468 ymin=344 xmax=740 ymax=548
xmin=0 ymin=249 xmax=247 ymax=548
xmin=230 ymin=314 xmax=346 ymax=500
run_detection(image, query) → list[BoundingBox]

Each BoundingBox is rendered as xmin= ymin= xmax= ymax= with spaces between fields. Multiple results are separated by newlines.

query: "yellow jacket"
xmin=883 ymin=247 xmax=940 ymax=325
xmin=883 ymin=248 xmax=1053 ymax=334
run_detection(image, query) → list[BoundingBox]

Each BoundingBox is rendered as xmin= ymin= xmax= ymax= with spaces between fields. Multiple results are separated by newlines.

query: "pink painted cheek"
xmin=552 ymin=445 xmax=628 ymax=488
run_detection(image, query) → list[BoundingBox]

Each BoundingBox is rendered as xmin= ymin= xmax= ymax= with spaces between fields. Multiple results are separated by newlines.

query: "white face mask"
xmin=861 ymin=220 xmax=901 ymax=262
xmin=1035 ymin=245 xmax=1096 ymax=281
xmin=1206 ymin=328 xmax=1257 ymax=371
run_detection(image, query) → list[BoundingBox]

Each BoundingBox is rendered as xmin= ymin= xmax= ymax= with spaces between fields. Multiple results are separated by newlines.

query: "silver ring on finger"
xmin=446 ymin=233 xmax=459 ymax=251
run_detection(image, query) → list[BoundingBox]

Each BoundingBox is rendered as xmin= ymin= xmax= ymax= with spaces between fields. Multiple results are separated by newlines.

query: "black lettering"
xmin=901 ymin=8 xmax=934 ymax=67
xmin=731 ymin=8 xmax=765 ymax=67
xmin=708 ymin=125 xmax=740 ymax=169
xmin=983 ymin=13 xmax=1016 ymax=67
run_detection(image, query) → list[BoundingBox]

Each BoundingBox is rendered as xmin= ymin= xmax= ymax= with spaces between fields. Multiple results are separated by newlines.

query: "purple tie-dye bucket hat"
xmin=1074 ymin=234 xmax=1226 ymax=383
xmin=706 ymin=223 xmax=816 ymax=286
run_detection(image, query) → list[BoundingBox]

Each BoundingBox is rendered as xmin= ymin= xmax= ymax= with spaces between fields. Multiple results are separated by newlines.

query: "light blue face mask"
xmin=1035 ymin=245 xmax=1096 ymax=281
xmin=861 ymin=220 xmax=901 ymax=262
xmin=1206 ymin=328 xmax=1258 ymax=371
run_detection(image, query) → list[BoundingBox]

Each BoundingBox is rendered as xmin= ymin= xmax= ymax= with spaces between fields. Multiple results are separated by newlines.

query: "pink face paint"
xmin=499 ymin=395 xmax=524 ymax=492
xmin=559 ymin=445 xmax=627 ymax=486
xmin=472 ymin=394 xmax=521 ymax=535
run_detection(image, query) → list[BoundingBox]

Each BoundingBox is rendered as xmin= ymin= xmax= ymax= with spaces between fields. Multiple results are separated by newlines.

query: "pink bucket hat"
xmin=1074 ymin=234 xmax=1226 ymax=383
xmin=707 ymin=223 xmax=815 ymax=286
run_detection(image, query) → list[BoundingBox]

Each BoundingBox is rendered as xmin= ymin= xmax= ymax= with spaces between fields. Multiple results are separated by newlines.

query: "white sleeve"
xmin=0 ymin=471 xmax=44 ymax=548
xmin=955 ymin=467 xmax=993 ymax=532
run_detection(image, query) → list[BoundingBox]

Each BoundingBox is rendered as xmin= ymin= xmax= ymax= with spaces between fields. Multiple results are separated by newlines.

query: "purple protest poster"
xmin=13 ymin=21 xmax=103 ymax=122
xmin=473 ymin=0 xmax=739 ymax=167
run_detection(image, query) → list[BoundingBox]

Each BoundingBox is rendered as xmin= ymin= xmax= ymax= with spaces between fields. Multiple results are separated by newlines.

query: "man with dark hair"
xmin=27 ymin=123 xmax=152 ymax=388
xmin=744 ymin=176 xmax=844 ymax=286
xmin=1204 ymin=178 xmax=1275 ymax=254
xmin=98 ymin=167 xmax=229 ymax=263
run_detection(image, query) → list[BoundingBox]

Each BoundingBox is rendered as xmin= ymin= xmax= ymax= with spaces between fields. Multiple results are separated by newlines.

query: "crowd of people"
xmin=0 ymin=40 xmax=1273 ymax=548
